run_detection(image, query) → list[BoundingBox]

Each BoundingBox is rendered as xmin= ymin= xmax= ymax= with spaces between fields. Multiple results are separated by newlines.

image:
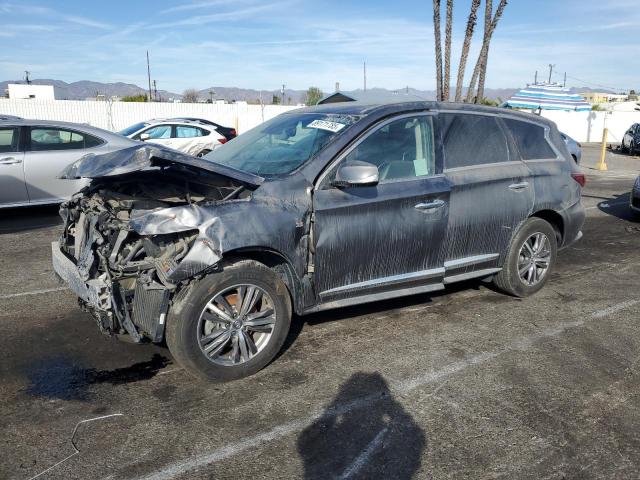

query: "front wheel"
xmin=166 ymin=259 xmax=292 ymax=381
xmin=493 ymin=217 xmax=558 ymax=297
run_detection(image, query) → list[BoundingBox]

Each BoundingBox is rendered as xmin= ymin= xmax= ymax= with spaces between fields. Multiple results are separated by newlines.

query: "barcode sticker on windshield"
xmin=308 ymin=119 xmax=346 ymax=133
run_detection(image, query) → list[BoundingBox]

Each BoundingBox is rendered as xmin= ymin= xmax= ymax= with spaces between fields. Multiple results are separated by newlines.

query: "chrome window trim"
xmin=443 ymin=160 xmax=522 ymax=173
xmin=315 ymin=111 xmax=437 ymax=189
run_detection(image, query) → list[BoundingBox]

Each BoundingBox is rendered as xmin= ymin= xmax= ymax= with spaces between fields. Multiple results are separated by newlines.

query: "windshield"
xmin=119 ymin=122 xmax=149 ymax=136
xmin=204 ymin=112 xmax=360 ymax=175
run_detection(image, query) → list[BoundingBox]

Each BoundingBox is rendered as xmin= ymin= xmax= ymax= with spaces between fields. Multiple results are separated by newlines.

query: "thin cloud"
xmin=149 ymin=2 xmax=285 ymax=28
xmin=160 ymin=0 xmax=257 ymax=15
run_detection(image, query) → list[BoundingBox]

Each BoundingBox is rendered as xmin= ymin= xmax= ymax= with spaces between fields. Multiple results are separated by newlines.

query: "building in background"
xmin=5 ymin=83 xmax=55 ymax=100
xmin=503 ymin=83 xmax=591 ymax=112
xmin=580 ymin=91 xmax=627 ymax=104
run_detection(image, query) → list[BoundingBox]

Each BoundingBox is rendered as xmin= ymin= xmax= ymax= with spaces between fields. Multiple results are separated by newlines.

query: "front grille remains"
xmin=132 ymin=283 xmax=170 ymax=342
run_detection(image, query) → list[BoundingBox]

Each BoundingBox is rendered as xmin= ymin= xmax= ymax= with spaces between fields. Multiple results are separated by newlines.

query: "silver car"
xmin=0 ymin=119 xmax=138 ymax=208
xmin=560 ymin=132 xmax=581 ymax=164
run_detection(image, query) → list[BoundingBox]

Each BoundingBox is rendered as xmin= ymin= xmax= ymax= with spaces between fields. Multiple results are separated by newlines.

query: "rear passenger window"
xmin=30 ymin=128 xmax=88 ymax=151
xmin=441 ymin=114 xmax=509 ymax=169
xmin=503 ymin=119 xmax=556 ymax=160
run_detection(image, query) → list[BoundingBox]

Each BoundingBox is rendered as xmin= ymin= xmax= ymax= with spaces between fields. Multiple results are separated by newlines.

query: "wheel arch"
xmin=530 ymin=209 xmax=564 ymax=245
xmin=221 ymin=247 xmax=305 ymax=314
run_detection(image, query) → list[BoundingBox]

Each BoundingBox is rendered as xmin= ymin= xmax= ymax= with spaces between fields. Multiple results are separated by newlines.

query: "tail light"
xmin=571 ymin=172 xmax=586 ymax=187
xmin=218 ymin=138 xmax=228 ymax=145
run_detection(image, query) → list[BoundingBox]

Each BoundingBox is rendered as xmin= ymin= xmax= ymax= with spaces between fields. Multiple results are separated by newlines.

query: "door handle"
xmin=508 ymin=181 xmax=529 ymax=191
xmin=0 ymin=157 xmax=22 ymax=165
xmin=415 ymin=199 xmax=446 ymax=212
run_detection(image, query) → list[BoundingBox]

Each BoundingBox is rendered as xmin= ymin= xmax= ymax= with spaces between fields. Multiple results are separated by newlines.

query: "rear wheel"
xmin=166 ymin=259 xmax=292 ymax=381
xmin=630 ymin=141 xmax=636 ymax=156
xmin=493 ymin=217 xmax=557 ymax=297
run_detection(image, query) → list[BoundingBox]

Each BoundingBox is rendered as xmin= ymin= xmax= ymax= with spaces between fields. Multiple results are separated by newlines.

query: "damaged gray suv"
xmin=52 ymin=101 xmax=585 ymax=381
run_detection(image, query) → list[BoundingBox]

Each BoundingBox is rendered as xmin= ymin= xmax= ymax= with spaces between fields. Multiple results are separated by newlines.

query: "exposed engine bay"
xmin=55 ymin=167 xmax=247 ymax=342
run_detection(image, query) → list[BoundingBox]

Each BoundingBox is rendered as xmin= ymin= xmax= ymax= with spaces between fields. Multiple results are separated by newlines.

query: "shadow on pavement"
xmin=0 ymin=204 xmax=62 ymax=234
xmin=596 ymin=192 xmax=639 ymax=222
xmin=297 ymin=372 xmax=426 ymax=479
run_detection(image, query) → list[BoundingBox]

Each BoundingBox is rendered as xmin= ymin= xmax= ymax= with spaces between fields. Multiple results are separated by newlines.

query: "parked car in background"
xmin=167 ymin=117 xmax=237 ymax=142
xmin=119 ymin=118 xmax=229 ymax=157
xmin=560 ymin=132 xmax=581 ymax=164
xmin=622 ymin=123 xmax=640 ymax=155
xmin=0 ymin=118 xmax=137 ymax=208
xmin=0 ymin=114 xmax=22 ymax=121
xmin=52 ymin=102 xmax=585 ymax=381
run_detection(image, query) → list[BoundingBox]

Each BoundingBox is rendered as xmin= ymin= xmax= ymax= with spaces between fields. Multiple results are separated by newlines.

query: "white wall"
xmin=540 ymin=110 xmax=640 ymax=144
xmin=0 ymin=99 xmax=298 ymax=134
xmin=7 ymin=84 xmax=55 ymax=100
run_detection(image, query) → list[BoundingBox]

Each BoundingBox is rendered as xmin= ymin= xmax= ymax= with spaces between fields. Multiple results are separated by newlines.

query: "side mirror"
xmin=140 ymin=133 xmax=150 ymax=141
xmin=334 ymin=161 xmax=379 ymax=187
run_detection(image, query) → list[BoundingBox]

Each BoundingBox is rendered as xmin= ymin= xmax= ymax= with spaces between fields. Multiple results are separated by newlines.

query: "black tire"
xmin=630 ymin=142 xmax=636 ymax=156
xmin=166 ymin=259 xmax=292 ymax=382
xmin=493 ymin=217 xmax=558 ymax=297
xmin=197 ymin=149 xmax=211 ymax=157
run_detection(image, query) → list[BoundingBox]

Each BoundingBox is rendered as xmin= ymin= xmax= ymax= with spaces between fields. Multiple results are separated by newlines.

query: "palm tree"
xmin=454 ymin=0 xmax=481 ymax=102
xmin=433 ymin=0 xmax=443 ymax=101
xmin=443 ymin=0 xmax=453 ymax=101
xmin=465 ymin=0 xmax=508 ymax=103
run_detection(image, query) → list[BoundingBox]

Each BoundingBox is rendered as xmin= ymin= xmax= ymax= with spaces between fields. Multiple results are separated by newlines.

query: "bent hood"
xmin=58 ymin=144 xmax=264 ymax=187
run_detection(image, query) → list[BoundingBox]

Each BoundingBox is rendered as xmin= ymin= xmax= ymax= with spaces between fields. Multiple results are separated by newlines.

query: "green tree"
xmin=305 ymin=86 xmax=324 ymax=106
xmin=121 ymin=94 xmax=148 ymax=102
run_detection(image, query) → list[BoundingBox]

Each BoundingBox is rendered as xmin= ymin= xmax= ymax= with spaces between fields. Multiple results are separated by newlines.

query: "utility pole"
xmin=534 ymin=70 xmax=538 ymax=84
xmin=547 ymin=64 xmax=555 ymax=84
xmin=281 ymin=84 xmax=285 ymax=105
xmin=363 ymin=61 xmax=367 ymax=92
xmin=146 ymin=51 xmax=152 ymax=102
xmin=153 ymin=80 xmax=158 ymax=101
xmin=24 ymin=70 xmax=31 ymax=84
xmin=563 ymin=72 xmax=567 ymax=88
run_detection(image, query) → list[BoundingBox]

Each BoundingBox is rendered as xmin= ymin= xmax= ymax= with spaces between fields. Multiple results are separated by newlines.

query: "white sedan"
xmin=119 ymin=118 xmax=228 ymax=157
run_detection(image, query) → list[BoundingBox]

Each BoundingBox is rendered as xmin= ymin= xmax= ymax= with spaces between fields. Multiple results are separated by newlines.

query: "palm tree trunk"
xmin=454 ymin=0 xmax=481 ymax=102
xmin=443 ymin=0 xmax=453 ymax=101
xmin=477 ymin=0 xmax=507 ymax=101
xmin=433 ymin=0 xmax=443 ymax=101
xmin=466 ymin=0 xmax=508 ymax=103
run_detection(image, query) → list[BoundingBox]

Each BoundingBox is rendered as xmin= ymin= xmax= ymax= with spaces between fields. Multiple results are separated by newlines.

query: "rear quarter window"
xmin=502 ymin=118 xmax=556 ymax=160
xmin=441 ymin=113 xmax=510 ymax=169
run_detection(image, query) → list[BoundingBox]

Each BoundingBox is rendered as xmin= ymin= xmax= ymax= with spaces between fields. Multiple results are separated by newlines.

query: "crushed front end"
xmin=52 ymin=167 xmax=247 ymax=343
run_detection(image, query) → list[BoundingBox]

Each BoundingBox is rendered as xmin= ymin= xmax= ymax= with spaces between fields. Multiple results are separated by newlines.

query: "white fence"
xmin=3 ymin=99 xmax=638 ymax=144
xmin=540 ymin=110 xmax=639 ymax=144
xmin=0 ymin=99 xmax=297 ymax=134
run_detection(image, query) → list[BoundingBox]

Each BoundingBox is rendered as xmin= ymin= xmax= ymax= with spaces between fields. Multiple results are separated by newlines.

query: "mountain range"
xmin=1 ymin=79 xmax=612 ymax=104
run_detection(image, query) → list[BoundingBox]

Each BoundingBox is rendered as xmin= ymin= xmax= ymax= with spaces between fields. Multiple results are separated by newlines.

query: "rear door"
xmin=440 ymin=112 xmax=534 ymax=278
xmin=313 ymin=113 xmax=450 ymax=302
xmin=23 ymin=126 xmax=98 ymax=203
xmin=0 ymin=126 xmax=28 ymax=206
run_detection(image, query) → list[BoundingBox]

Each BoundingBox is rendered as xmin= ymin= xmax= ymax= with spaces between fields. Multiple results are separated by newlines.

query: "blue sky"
xmin=0 ymin=0 xmax=638 ymax=93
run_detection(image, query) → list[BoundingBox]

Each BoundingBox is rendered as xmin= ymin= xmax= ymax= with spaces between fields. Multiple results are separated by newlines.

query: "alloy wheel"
xmin=517 ymin=232 xmax=551 ymax=286
xmin=197 ymin=284 xmax=276 ymax=366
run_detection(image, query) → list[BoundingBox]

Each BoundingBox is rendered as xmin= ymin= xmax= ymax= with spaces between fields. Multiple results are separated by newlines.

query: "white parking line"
xmin=0 ymin=287 xmax=66 ymax=300
xmin=337 ymin=426 xmax=388 ymax=479
xmin=132 ymin=299 xmax=640 ymax=480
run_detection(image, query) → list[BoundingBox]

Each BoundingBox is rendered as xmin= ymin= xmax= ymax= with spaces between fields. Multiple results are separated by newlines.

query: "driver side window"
xmin=337 ymin=115 xmax=434 ymax=183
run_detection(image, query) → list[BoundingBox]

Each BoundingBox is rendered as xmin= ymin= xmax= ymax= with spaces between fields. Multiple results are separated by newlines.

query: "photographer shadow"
xmin=297 ymin=372 xmax=426 ymax=479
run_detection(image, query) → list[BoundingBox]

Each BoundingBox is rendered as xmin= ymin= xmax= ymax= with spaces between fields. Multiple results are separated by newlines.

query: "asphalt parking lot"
xmin=2 ymin=146 xmax=640 ymax=480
